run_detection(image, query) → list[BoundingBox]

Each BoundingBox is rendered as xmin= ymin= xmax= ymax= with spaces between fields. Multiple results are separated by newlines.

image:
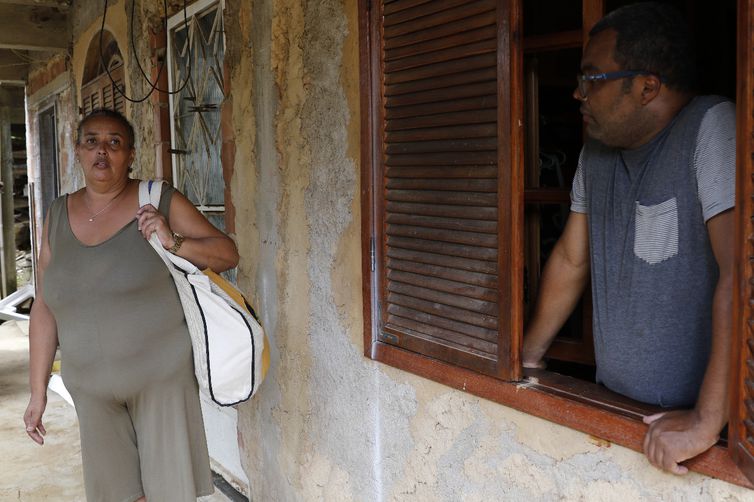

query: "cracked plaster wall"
xmin=230 ymin=1 xmax=754 ymax=501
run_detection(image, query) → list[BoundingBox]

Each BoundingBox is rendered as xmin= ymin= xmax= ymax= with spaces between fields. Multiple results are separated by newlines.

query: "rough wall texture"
xmin=232 ymin=1 xmax=754 ymax=501
xmin=27 ymin=53 xmax=68 ymax=97
xmin=124 ymin=0 xmax=159 ymax=180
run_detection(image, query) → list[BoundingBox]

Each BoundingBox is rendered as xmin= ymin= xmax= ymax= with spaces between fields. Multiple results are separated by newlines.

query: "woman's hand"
xmin=136 ymin=204 xmax=176 ymax=251
xmin=137 ymin=188 xmax=239 ymax=272
xmin=24 ymin=394 xmax=48 ymax=445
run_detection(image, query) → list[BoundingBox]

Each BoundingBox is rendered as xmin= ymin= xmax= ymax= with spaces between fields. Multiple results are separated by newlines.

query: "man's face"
xmin=575 ymin=29 xmax=650 ymax=149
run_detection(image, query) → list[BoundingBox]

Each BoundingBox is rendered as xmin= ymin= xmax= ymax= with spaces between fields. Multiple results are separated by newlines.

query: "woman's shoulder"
xmin=48 ymin=192 xmax=74 ymax=217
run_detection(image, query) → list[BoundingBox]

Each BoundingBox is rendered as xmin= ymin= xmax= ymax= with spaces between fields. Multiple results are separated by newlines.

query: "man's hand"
xmin=522 ymin=358 xmax=547 ymax=370
xmin=521 ymin=347 xmax=547 ymax=369
xmin=642 ymin=409 xmax=720 ymax=475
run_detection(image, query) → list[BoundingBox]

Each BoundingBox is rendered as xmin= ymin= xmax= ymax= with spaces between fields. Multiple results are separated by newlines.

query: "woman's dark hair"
xmin=590 ymin=2 xmax=697 ymax=92
xmin=76 ymin=108 xmax=136 ymax=149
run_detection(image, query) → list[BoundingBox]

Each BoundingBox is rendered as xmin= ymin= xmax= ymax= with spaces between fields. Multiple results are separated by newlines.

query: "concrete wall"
xmin=33 ymin=0 xmax=754 ymax=500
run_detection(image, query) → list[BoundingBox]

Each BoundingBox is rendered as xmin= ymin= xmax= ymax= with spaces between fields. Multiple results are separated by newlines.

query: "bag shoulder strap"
xmin=137 ymin=180 xmax=199 ymax=274
xmin=138 ymin=179 xmax=164 ymax=209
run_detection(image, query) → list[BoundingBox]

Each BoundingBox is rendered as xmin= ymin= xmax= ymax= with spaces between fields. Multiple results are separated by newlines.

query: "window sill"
xmin=370 ymin=341 xmax=751 ymax=489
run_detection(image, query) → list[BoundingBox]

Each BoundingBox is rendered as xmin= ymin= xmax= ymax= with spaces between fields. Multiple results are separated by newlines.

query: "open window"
xmin=361 ymin=0 xmax=753 ymax=488
xmin=522 ymin=0 xmax=736 ymax=377
xmin=522 ymin=1 xmax=594 ymax=374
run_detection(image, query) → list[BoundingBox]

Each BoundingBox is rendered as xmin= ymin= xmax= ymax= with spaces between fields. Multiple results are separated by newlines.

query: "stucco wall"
xmin=228 ymin=1 xmax=754 ymax=501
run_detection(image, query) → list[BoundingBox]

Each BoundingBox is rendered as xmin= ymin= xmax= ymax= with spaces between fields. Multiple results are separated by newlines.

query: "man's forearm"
xmin=692 ymin=272 xmax=732 ymax=437
xmin=694 ymin=210 xmax=735 ymax=435
xmin=523 ymin=244 xmax=590 ymax=365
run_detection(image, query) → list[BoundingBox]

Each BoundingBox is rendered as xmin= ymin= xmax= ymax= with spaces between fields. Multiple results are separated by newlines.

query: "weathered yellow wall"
xmin=228 ymin=1 xmax=754 ymax=500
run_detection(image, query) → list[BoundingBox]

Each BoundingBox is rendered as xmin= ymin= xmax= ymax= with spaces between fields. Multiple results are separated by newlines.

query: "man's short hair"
xmin=590 ymin=2 xmax=697 ymax=93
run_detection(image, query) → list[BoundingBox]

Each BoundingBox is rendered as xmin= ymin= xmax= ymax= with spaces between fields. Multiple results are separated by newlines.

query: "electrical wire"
xmin=99 ymin=0 xmax=191 ymax=104
xmin=128 ymin=0 xmax=189 ymax=95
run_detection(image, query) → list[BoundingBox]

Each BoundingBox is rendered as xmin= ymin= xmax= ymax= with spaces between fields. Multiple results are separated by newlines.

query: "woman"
xmin=23 ymin=108 xmax=239 ymax=501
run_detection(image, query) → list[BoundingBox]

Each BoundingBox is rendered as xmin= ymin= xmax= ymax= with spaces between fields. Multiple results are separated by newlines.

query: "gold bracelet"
xmin=169 ymin=232 xmax=185 ymax=254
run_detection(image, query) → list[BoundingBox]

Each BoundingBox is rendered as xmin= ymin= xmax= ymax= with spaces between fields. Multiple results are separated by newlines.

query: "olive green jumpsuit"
xmin=43 ymin=187 xmax=213 ymax=502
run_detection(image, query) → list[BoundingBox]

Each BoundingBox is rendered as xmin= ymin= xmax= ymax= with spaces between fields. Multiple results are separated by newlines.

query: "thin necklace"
xmin=84 ymin=182 xmax=129 ymax=222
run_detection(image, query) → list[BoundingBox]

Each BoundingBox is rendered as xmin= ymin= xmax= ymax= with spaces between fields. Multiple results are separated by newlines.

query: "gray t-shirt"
xmin=570 ymin=96 xmax=735 ymax=407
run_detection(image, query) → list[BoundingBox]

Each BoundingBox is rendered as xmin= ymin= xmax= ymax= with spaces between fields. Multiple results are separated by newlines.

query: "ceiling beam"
xmin=0 ymin=50 xmax=28 ymax=82
xmin=0 ymin=0 xmax=70 ymax=10
xmin=0 ymin=3 xmax=68 ymax=51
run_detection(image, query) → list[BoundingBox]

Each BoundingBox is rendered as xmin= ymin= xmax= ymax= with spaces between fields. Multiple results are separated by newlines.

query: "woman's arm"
xmin=24 ymin=214 xmax=59 ymax=445
xmin=136 ymin=189 xmax=240 ymax=273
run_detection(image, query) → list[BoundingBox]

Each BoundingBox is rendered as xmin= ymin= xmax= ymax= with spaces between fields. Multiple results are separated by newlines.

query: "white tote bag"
xmin=139 ymin=180 xmax=266 ymax=406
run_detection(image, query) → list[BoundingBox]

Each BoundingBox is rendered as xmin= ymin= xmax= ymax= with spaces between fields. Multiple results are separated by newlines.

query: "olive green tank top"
xmin=43 ymin=185 xmax=194 ymax=399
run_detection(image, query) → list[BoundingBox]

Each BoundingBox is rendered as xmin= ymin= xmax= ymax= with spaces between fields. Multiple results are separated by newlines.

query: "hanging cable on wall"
xmin=99 ymin=0 xmax=192 ymax=104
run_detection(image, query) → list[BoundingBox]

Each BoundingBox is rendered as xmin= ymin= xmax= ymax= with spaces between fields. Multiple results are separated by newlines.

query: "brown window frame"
xmin=360 ymin=0 xmax=754 ymax=489
xmin=730 ymin=0 xmax=754 ymax=483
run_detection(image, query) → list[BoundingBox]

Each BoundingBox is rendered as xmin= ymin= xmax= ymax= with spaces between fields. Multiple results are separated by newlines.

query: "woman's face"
xmin=75 ymin=116 xmax=135 ymax=186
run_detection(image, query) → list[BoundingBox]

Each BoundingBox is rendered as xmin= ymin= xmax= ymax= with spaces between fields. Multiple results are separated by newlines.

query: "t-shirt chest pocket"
xmin=633 ymin=197 xmax=679 ymax=264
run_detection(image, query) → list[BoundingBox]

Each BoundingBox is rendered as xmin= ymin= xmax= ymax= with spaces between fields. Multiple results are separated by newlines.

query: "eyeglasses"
xmin=576 ymin=70 xmax=664 ymax=99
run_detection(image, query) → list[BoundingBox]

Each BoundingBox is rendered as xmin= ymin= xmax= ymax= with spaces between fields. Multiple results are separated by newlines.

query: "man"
xmin=522 ymin=2 xmax=735 ymax=475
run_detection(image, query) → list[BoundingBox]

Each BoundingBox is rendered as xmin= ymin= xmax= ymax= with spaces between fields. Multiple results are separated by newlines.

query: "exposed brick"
xmin=28 ymin=54 xmax=68 ymax=97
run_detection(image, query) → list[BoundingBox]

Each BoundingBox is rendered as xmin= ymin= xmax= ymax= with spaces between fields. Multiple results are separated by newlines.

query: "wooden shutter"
xmin=81 ymin=64 xmax=125 ymax=115
xmin=111 ymin=64 xmax=125 ymax=113
xmin=731 ymin=0 xmax=754 ymax=484
xmin=365 ymin=0 xmax=522 ymax=379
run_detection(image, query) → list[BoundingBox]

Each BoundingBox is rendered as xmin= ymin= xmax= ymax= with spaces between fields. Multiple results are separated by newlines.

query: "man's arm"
xmin=642 ymin=208 xmax=733 ymax=474
xmin=522 ymin=211 xmax=591 ymax=368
